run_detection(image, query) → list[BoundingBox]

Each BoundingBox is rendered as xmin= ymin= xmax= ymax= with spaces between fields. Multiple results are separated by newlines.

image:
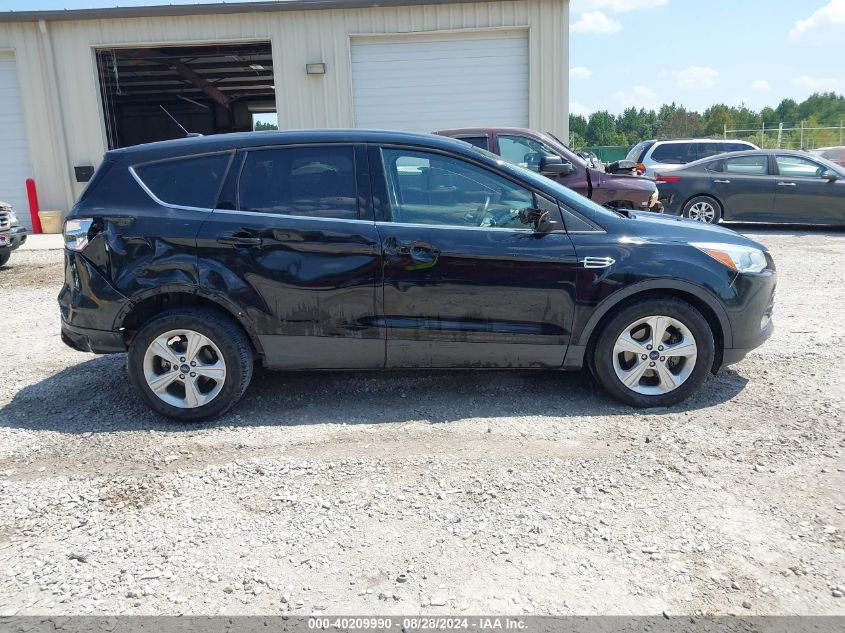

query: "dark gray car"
xmin=656 ymin=150 xmax=845 ymax=225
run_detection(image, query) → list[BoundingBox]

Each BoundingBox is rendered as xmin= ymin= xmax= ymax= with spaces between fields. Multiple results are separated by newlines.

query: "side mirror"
xmin=539 ymin=155 xmax=575 ymax=177
xmin=519 ymin=207 xmax=553 ymax=233
xmin=822 ymin=170 xmax=839 ymax=181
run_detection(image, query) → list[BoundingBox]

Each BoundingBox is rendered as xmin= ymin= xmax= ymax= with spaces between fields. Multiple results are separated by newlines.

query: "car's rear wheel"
xmin=127 ymin=308 xmax=253 ymax=421
xmin=0 ymin=251 xmax=10 ymax=268
xmin=592 ymin=298 xmax=715 ymax=408
xmin=682 ymin=196 xmax=722 ymax=223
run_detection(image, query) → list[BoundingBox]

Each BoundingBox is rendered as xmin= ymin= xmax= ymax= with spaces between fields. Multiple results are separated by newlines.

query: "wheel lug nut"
xmin=658 ymin=346 xmax=664 ymax=351
xmin=190 ymin=361 xmax=196 ymax=367
xmin=646 ymin=345 xmax=653 ymax=350
xmin=190 ymin=372 xmax=196 ymax=377
xmin=641 ymin=354 xmax=647 ymax=360
xmin=180 ymin=357 xmax=186 ymax=362
xmin=649 ymin=362 xmax=655 ymax=367
xmin=660 ymin=356 xmax=666 ymax=362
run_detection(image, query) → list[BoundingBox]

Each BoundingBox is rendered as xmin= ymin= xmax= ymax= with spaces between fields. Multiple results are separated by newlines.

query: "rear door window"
xmin=723 ymin=155 xmax=770 ymax=175
xmin=650 ymin=142 xmax=692 ymax=164
xmin=456 ymin=136 xmax=490 ymax=151
xmin=238 ymin=146 xmax=358 ymax=219
xmin=134 ymin=153 xmax=231 ymax=208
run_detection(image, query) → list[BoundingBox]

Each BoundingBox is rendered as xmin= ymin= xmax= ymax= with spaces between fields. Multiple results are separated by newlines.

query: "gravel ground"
xmin=0 ymin=228 xmax=843 ymax=617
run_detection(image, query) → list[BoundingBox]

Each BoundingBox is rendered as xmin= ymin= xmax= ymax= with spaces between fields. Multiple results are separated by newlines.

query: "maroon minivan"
xmin=436 ymin=127 xmax=661 ymax=211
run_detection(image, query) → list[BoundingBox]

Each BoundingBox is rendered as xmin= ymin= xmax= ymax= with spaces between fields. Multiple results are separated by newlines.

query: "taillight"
xmin=63 ymin=217 xmax=95 ymax=251
xmin=636 ymin=162 xmax=646 ymax=174
xmin=655 ymin=174 xmax=681 ymax=183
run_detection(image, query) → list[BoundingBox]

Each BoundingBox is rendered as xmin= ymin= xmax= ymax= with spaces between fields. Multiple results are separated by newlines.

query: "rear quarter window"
xmin=134 ymin=153 xmax=232 ymax=208
xmin=650 ymin=142 xmax=692 ymax=164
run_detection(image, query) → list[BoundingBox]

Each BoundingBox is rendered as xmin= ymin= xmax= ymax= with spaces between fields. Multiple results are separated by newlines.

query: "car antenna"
xmin=159 ymin=105 xmax=203 ymax=138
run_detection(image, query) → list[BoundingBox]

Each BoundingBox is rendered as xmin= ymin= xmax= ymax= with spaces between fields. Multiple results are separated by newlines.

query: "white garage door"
xmin=0 ymin=51 xmax=33 ymax=229
xmin=351 ymin=30 xmax=528 ymax=133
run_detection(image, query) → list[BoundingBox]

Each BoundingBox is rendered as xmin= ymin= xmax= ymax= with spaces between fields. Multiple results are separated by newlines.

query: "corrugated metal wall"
xmin=0 ymin=0 xmax=568 ymax=213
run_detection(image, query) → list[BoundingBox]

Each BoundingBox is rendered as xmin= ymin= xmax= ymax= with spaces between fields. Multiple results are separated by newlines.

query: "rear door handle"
xmin=409 ymin=243 xmax=440 ymax=264
xmin=777 ymin=182 xmax=797 ymax=187
xmin=217 ymin=232 xmax=263 ymax=247
xmin=714 ymin=179 xmax=731 ymax=184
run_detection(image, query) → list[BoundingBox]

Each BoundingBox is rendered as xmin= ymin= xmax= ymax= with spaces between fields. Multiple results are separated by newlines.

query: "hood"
xmin=0 ymin=201 xmax=12 ymax=212
xmin=627 ymin=211 xmax=767 ymax=250
xmin=589 ymin=168 xmax=656 ymax=191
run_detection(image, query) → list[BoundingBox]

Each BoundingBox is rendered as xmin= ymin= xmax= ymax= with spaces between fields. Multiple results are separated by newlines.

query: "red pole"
xmin=26 ymin=178 xmax=42 ymax=234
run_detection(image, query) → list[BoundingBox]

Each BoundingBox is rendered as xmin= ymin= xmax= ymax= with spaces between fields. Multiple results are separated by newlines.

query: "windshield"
xmin=467 ymin=145 xmax=621 ymax=221
xmin=546 ymin=132 xmax=588 ymax=167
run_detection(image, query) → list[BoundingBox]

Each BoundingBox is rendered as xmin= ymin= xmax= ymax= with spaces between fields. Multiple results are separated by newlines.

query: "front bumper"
xmin=0 ymin=226 xmax=28 ymax=250
xmin=719 ymin=269 xmax=777 ymax=368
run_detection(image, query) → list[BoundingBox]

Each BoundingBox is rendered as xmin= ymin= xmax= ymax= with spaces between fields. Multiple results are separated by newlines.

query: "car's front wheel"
xmin=127 ymin=308 xmax=254 ymax=421
xmin=592 ymin=298 xmax=715 ymax=408
xmin=0 ymin=250 xmax=10 ymax=268
xmin=682 ymin=196 xmax=722 ymax=223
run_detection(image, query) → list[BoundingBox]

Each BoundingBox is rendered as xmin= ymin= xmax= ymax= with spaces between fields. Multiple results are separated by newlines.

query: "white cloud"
xmin=611 ymin=85 xmax=662 ymax=110
xmin=570 ymin=66 xmax=594 ymax=80
xmin=751 ymin=80 xmax=770 ymax=93
xmin=792 ymin=74 xmax=845 ymax=92
xmin=672 ymin=65 xmax=719 ymax=91
xmin=571 ymin=11 xmax=623 ymax=34
xmin=575 ymin=0 xmax=669 ymax=12
xmin=789 ymin=0 xmax=845 ymax=44
xmin=569 ymin=101 xmax=592 ymax=117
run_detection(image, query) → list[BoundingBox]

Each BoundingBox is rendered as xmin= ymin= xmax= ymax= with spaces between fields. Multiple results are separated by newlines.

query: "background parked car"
xmin=436 ymin=127 xmax=661 ymax=211
xmin=655 ymin=150 xmax=845 ymax=225
xmin=0 ymin=200 xmax=27 ymax=267
xmin=811 ymin=146 xmax=845 ymax=168
xmin=628 ymin=138 xmax=759 ymax=177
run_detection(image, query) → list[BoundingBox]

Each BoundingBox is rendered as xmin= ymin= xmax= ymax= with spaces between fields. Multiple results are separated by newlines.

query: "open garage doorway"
xmin=95 ymin=41 xmax=275 ymax=149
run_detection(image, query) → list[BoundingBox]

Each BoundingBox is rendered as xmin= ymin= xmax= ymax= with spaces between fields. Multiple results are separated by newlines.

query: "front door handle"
xmin=777 ymin=182 xmax=797 ymax=187
xmin=713 ymin=179 xmax=731 ymax=184
xmin=217 ymin=232 xmax=263 ymax=247
xmin=383 ymin=237 xmax=440 ymax=263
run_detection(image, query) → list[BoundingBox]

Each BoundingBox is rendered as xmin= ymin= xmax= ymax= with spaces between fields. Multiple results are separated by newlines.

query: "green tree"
xmin=585 ymin=110 xmax=616 ymax=145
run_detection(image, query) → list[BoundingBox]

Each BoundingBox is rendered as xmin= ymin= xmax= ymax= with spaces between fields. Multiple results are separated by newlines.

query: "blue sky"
xmin=569 ymin=0 xmax=845 ymax=116
xmin=2 ymin=0 xmax=843 ymax=117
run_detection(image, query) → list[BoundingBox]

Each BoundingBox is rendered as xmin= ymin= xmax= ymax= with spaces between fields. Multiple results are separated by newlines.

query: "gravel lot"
xmin=0 ymin=228 xmax=843 ymax=617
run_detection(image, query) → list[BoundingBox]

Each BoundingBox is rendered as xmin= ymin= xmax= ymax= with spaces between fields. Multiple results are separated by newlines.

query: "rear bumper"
xmin=61 ymin=320 xmax=125 ymax=354
xmin=0 ymin=226 xmax=28 ymax=251
xmin=58 ymin=250 xmax=130 ymax=353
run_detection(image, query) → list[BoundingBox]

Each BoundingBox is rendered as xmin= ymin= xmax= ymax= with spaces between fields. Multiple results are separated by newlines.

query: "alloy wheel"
xmin=612 ymin=315 xmax=698 ymax=396
xmin=142 ymin=329 xmax=227 ymax=409
xmin=687 ymin=201 xmax=716 ymax=223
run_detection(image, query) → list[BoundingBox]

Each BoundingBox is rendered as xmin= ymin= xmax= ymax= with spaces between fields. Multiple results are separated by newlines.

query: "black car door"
xmin=712 ymin=154 xmax=777 ymax=221
xmin=195 ymin=143 xmax=384 ymax=369
xmin=772 ymin=154 xmax=845 ymax=224
xmin=370 ymin=145 xmax=578 ymax=368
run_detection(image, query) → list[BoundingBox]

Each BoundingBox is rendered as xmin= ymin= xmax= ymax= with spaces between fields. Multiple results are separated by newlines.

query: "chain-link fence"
xmin=724 ymin=122 xmax=845 ymax=150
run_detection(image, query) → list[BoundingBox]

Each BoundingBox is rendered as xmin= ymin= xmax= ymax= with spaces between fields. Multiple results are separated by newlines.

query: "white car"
xmin=627 ymin=139 xmax=759 ymax=177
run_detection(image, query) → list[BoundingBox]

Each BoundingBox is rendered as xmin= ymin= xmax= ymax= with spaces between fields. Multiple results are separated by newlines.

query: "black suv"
xmin=59 ymin=130 xmax=776 ymax=421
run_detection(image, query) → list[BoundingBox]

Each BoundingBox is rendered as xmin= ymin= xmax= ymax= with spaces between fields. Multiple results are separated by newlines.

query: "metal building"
xmin=0 ymin=0 xmax=570 ymax=229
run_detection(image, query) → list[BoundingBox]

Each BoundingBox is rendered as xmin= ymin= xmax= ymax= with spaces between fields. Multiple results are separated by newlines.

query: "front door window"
xmin=381 ymin=149 xmax=535 ymax=229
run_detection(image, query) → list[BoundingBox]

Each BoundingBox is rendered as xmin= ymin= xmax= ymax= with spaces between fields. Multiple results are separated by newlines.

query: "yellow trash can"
xmin=38 ymin=210 xmax=64 ymax=234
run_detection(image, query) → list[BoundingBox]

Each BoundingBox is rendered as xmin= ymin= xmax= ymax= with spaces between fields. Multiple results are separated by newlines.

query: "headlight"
xmin=7 ymin=209 xmax=18 ymax=225
xmin=690 ymin=242 xmax=768 ymax=273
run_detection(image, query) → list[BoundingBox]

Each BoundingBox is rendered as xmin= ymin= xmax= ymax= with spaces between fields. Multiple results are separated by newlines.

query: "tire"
xmin=0 ymin=250 xmax=10 ymax=268
xmin=591 ymin=298 xmax=715 ymax=408
xmin=126 ymin=307 xmax=253 ymax=422
xmin=682 ymin=195 xmax=722 ymax=224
